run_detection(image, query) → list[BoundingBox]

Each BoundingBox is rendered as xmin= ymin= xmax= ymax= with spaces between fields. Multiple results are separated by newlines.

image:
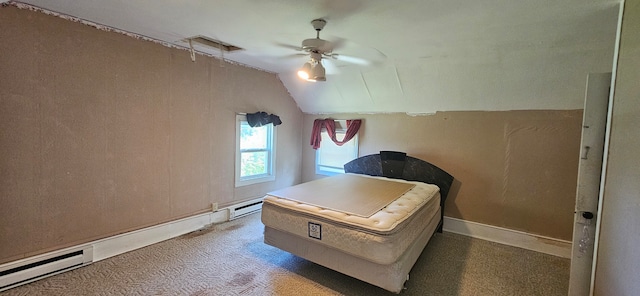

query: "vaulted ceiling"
xmin=13 ymin=0 xmax=620 ymax=114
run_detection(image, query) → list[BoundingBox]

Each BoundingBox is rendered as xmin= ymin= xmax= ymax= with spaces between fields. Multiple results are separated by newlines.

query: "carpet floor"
xmin=1 ymin=212 xmax=569 ymax=295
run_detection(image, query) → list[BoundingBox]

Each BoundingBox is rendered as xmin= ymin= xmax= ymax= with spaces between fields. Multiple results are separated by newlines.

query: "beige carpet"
xmin=1 ymin=212 xmax=569 ymax=295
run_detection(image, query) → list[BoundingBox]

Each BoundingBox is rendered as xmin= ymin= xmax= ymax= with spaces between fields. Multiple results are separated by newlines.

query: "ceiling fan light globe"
xmin=297 ymin=70 xmax=310 ymax=80
xmin=311 ymin=62 xmax=326 ymax=82
xmin=297 ymin=62 xmax=313 ymax=80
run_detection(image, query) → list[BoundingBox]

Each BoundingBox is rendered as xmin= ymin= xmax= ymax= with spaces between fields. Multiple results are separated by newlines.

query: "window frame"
xmin=235 ymin=114 xmax=276 ymax=187
xmin=315 ymin=122 xmax=359 ymax=176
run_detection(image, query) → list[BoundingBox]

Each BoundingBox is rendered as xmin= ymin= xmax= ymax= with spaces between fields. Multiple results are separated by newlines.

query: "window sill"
xmin=235 ymin=175 xmax=275 ymax=187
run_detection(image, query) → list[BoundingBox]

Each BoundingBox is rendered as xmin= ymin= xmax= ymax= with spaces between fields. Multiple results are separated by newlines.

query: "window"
xmin=316 ymin=123 xmax=358 ymax=176
xmin=235 ymin=115 xmax=276 ymax=187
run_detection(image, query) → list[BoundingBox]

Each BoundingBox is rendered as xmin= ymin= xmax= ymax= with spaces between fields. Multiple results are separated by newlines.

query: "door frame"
xmin=589 ymin=3 xmax=625 ymax=294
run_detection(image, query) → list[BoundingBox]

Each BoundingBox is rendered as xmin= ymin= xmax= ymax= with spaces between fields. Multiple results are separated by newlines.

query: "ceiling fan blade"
xmin=323 ymin=37 xmax=387 ymax=65
xmin=323 ymin=37 xmax=345 ymax=52
xmin=275 ymin=42 xmax=303 ymax=51
xmin=332 ymin=54 xmax=371 ymax=66
xmin=279 ymin=53 xmax=309 ymax=60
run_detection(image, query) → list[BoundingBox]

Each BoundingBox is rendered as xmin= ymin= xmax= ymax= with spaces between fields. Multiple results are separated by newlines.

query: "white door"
xmin=568 ymin=72 xmax=611 ymax=296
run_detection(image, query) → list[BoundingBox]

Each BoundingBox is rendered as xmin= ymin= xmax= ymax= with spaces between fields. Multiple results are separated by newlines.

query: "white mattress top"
xmin=263 ymin=175 xmax=440 ymax=234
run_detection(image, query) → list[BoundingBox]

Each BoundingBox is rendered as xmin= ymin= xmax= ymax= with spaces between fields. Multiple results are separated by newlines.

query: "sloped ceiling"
xmin=12 ymin=0 xmax=620 ymax=114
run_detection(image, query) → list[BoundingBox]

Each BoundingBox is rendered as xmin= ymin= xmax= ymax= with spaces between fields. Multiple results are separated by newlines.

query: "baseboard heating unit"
xmin=0 ymin=246 xmax=93 ymax=292
xmin=0 ymin=198 xmax=264 ymax=291
xmin=228 ymin=198 xmax=263 ymax=220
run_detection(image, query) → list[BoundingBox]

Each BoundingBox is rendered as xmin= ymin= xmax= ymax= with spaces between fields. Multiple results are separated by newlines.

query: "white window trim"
xmin=235 ymin=115 xmax=276 ymax=187
xmin=315 ymin=124 xmax=358 ymax=176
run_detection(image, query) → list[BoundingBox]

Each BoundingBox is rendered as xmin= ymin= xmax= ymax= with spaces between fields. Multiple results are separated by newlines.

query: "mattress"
xmin=263 ymin=208 xmax=441 ymax=294
xmin=267 ymin=174 xmax=416 ymax=217
xmin=261 ymin=176 xmax=441 ymax=265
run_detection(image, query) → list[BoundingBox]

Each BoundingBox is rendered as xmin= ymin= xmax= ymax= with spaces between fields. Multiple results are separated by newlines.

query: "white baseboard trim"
xmin=0 ymin=208 xmax=235 ymax=291
xmin=92 ymin=198 xmax=264 ymax=260
xmin=91 ymin=209 xmax=230 ymax=261
xmin=1 ymin=209 xmax=232 ymax=274
xmin=4 ymin=198 xmax=266 ymax=273
xmin=443 ymin=216 xmax=572 ymax=258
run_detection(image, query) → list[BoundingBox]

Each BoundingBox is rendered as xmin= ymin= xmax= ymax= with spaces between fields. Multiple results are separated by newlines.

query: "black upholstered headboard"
xmin=344 ymin=151 xmax=454 ymax=231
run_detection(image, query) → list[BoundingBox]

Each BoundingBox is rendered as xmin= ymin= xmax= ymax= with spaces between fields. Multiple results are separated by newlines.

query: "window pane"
xmin=240 ymin=122 xmax=268 ymax=150
xmin=235 ymin=115 xmax=276 ymax=187
xmin=319 ymin=132 xmax=356 ymax=168
xmin=316 ymin=129 xmax=358 ymax=176
xmin=241 ymin=151 xmax=268 ymax=177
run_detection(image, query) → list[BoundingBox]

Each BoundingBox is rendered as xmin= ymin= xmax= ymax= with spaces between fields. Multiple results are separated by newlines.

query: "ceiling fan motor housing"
xmin=301 ymin=38 xmax=331 ymax=52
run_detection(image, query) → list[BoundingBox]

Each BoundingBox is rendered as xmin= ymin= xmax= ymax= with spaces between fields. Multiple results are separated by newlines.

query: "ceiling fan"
xmin=285 ymin=18 xmax=373 ymax=82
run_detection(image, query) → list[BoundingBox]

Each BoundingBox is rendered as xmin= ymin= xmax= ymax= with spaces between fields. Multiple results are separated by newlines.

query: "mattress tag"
xmin=308 ymin=222 xmax=322 ymax=240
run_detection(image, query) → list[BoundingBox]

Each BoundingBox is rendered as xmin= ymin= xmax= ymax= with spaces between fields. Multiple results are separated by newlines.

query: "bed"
xmin=261 ymin=151 xmax=454 ymax=293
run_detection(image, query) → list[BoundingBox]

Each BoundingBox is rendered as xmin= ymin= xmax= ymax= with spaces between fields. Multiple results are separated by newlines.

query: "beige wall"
xmin=303 ymin=111 xmax=582 ymax=240
xmin=594 ymin=1 xmax=640 ymax=294
xmin=0 ymin=7 xmax=303 ymax=264
xmin=0 ymin=3 xmax=610 ymax=267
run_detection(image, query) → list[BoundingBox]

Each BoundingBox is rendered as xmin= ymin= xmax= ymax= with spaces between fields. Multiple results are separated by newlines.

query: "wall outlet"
xmin=211 ymin=202 xmax=218 ymax=212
